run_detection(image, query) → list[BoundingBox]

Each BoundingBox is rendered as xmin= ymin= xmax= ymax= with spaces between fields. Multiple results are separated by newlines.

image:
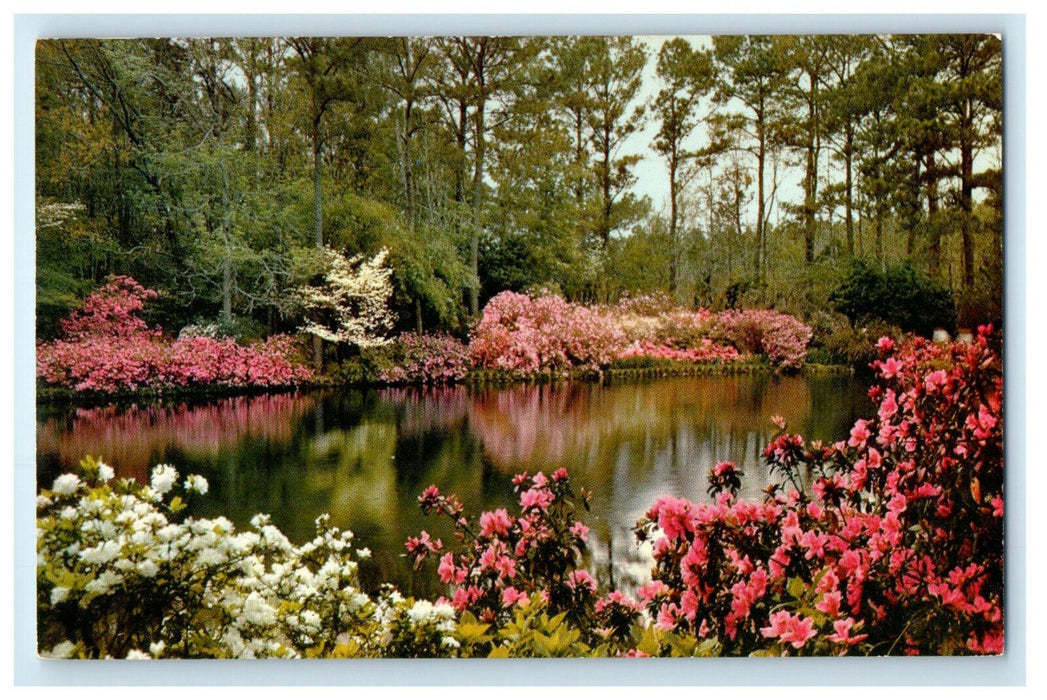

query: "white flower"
xmin=150 ymin=464 xmax=178 ymax=496
xmin=299 ymin=610 xmax=321 ymax=632
xmin=241 ymin=591 xmax=277 ymax=627
xmin=197 ymin=548 xmax=227 ymax=566
xmin=149 ymin=641 xmax=166 ymax=657
xmin=156 ymin=524 xmax=182 ymax=543
xmin=59 ymin=507 xmax=78 ymax=521
xmin=84 ymin=570 xmax=123 ymax=596
xmin=408 ymin=599 xmax=435 ymax=623
xmin=355 ymin=548 xmax=371 ymax=560
xmin=125 ymin=649 xmax=150 ymax=660
xmin=97 ymin=462 xmax=115 ymax=482
xmin=51 ymin=474 xmax=81 ymax=496
xmin=129 ymin=529 xmax=153 ymax=547
xmin=44 ymin=641 xmax=77 ymax=659
xmin=184 ymin=474 xmax=209 ymax=495
xmin=136 ymin=559 xmax=159 ymax=578
xmin=79 ymin=540 xmax=122 ymax=566
xmin=36 ymin=495 xmax=52 ymax=509
xmin=50 ymin=586 xmax=70 ymax=605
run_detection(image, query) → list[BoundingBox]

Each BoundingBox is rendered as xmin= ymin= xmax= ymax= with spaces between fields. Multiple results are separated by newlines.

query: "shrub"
xmin=36 ymin=457 xmax=458 ymax=659
xmin=469 ymin=291 xmax=626 ymax=376
xmin=713 ymin=309 xmax=813 ymax=371
xmin=830 ymin=260 xmax=957 ymax=338
xmin=379 ymin=333 xmax=470 ymax=384
xmin=618 ymin=339 xmax=744 ymax=365
xmin=634 ymin=328 xmax=1002 ymax=655
xmin=36 ymin=276 xmax=312 ymax=392
xmin=809 ymin=314 xmax=904 ymax=369
xmin=407 ymin=469 xmax=648 ymax=655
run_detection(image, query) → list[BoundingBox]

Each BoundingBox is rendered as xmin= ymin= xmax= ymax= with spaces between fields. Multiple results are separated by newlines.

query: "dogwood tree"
xmin=296 ymin=246 xmax=395 ymax=348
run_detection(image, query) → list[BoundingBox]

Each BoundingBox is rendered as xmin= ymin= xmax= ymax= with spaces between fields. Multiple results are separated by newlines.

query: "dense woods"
xmin=36 ymin=34 xmax=1002 ymax=347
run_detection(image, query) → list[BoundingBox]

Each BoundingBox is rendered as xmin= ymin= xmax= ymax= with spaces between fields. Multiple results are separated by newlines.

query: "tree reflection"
xmin=38 ymin=375 xmax=868 ymax=596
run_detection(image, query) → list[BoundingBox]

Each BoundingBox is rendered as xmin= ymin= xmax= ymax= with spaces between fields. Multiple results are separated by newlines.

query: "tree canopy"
xmin=36 ymin=34 xmax=1003 ymax=340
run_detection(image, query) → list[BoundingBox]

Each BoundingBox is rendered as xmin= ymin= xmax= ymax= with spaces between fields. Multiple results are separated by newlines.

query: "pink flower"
xmin=816 ymin=590 xmax=842 ymax=617
xmin=848 ymin=420 xmax=871 ymax=448
xmin=519 ymin=487 xmax=554 ymax=511
xmin=566 ymin=569 xmax=597 ymax=593
xmin=761 ymin=611 xmax=816 ymax=649
xmin=827 ymin=617 xmax=868 ymax=645
xmin=879 ymin=356 xmax=902 ymax=379
xmin=479 ymin=508 xmax=513 ymax=538
xmin=501 ymin=587 xmax=528 ymax=608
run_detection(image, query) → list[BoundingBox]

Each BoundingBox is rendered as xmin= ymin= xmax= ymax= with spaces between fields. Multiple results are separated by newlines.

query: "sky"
xmin=624 ymin=35 xmax=805 ymax=228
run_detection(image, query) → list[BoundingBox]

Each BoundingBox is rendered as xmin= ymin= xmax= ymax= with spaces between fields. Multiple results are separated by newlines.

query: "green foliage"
xmin=807 ymin=311 xmax=903 ymax=369
xmin=35 ymin=35 xmax=1000 ymax=344
xmin=830 ymin=259 xmax=957 ymax=337
xmin=325 ymin=345 xmax=400 ymax=386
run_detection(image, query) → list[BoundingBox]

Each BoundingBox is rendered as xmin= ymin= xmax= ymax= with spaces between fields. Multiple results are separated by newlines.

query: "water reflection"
xmin=37 ymin=375 xmax=870 ymax=596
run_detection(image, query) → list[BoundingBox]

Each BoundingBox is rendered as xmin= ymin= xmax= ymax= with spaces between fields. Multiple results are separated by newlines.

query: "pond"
xmin=37 ymin=373 xmax=871 ymax=597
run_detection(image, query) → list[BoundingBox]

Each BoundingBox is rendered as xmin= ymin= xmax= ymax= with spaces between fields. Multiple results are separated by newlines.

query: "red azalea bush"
xmin=410 ymin=329 xmax=1003 ymax=656
xmin=635 ymin=328 xmax=1002 ymax=655
xmin=407 ymin=468 xmax=648 ymax=651
xmin=714 ymin=309 xmax=813 ymax=371
xmin=37 ymin=276 xmax=312 ymax=392
xmin=379 ymin=333 xmax=471 ymax=384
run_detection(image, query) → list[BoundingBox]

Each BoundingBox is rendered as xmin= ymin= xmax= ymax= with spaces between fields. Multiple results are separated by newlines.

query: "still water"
xmin=37 ymin=374 xmax=870 ymax=596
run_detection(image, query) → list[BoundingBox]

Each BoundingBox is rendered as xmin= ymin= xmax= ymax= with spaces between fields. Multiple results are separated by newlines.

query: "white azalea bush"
xmin=36 ymin=457 xmax=456 ymax=659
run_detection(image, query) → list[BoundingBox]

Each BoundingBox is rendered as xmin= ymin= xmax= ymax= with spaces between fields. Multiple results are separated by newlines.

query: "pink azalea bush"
xmin=379 ymin=292 xmax=811 ymax=382
xmin=714 ymin=309 xmax=813 ymax=371
xmin=37 ymin=276 xmax=312 ymax=392
xmin=618 ymin=339 xmax=743 ymax=365
xmin=379 ymin=333 xmax=471 ymax=384
xmin=468 ymin=291 xmax=626 ymax=376
xmin=407 ymin=468 xmax=648 ymax=652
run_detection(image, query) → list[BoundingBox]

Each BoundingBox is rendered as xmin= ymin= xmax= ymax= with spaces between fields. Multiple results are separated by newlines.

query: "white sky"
xmin=625 ymin=35 xmax=805 ymax=226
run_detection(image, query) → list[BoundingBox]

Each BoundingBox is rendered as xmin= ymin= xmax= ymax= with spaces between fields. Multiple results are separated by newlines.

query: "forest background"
xmin=34 ymin=33 xmax=1003 ymax=352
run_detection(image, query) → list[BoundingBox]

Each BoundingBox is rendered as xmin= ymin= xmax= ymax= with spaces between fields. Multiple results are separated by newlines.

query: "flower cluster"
xmin=295 ymin=247 xmax=395 ymax=347
xmin=633 ymin=328 xmax=1003 ymax=655
xmin=713 ymin=309 xmax=814 ymax=371
xmin=36 ymin=457 xmax=452 ymax=659
xmin=469 ymin=291 xmax=627 ymax=376
xmin=379 ymin=332 xmax=471 ymax=384
xmin=408 ymin=469 xmax=641 ymax=650
xmin=37 ymin=276 xmax=311 ymax=392
xmin=618 ymin=339 xmax=743 ymax=365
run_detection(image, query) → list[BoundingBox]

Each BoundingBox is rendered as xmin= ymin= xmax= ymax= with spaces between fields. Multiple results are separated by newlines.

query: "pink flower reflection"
xmin=38 ymin=393 xmax=318 ymax=482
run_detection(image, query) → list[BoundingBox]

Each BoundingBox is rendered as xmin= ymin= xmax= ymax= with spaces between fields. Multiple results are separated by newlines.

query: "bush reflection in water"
xmin=37 ymin=375 xmax=869 ymax=597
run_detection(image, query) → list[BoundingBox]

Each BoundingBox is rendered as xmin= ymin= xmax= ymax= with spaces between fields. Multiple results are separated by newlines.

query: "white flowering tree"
xmin=295 ymin=246 xmax=395 ymax=349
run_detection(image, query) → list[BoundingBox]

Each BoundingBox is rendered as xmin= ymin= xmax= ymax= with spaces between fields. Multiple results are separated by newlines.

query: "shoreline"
xmin=35 ymin=360 xmax=856 ymax=406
